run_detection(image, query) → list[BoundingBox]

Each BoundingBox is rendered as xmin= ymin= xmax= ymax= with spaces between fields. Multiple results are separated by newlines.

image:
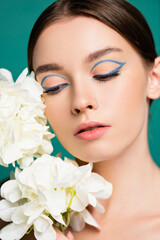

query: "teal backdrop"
xmin=0 ymin=0 xmax=160 ymax=181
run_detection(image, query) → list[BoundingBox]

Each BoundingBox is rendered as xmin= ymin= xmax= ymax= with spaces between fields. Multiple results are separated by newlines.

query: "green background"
xmin=0 ymin=0 xmax=160 ymax=181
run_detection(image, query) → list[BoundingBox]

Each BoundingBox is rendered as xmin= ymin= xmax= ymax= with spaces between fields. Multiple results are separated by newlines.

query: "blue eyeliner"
xmin=90 ymin=59 xmax=126 ymax=74
xmin=44 ymin=83 xmax=69 ymax=93
xmin=41 ymin=74 xmax=67 ymax=90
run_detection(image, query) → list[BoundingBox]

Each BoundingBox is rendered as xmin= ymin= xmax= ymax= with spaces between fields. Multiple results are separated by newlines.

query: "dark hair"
xmin=28 ymin=0 xmax=158 ymax=107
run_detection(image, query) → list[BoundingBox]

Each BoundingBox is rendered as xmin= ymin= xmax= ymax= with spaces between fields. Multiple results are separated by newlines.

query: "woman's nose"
xmin=71 ymin=85 xmax=98 ymax=115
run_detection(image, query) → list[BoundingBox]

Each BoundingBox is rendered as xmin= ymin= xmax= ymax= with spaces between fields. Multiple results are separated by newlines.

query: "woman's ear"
xmin=147 ymin=56 xmax=160 ymax=100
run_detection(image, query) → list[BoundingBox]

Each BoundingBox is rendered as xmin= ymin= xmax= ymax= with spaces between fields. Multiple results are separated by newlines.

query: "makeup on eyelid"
xmin=41 ymin=59 xmax=126 ymax=92
xmin=41 ymin=74 xmax=69 ymax=90
xmin=90 ymin=59 xmax=126 ymax=76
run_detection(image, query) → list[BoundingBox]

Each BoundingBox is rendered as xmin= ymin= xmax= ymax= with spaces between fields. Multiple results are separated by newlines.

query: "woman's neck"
xmin=92 ymin=124 xmax=160 ymax=221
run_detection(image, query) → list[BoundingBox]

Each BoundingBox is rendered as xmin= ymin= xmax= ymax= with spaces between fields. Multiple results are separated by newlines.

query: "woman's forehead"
xmin=33 ymin=16 xmax=137 ymax=69
xmin=34 ymin=16 xmax=129 ymax=50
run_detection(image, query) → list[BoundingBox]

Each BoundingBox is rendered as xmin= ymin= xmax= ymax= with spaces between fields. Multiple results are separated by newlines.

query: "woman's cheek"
xmin=44 ymin=95 xmax=70 ymax=134
xmin=116 ymin=73 xmax=148 ymax=143
xmin=43 ymin=97 xmax=59 ymax=127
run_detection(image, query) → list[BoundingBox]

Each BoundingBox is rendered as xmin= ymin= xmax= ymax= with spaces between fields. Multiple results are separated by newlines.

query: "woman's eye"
xmin=91 ymin=59 xmax=126 ymax=82
xmin=44 ymin=83 xmax=69 ymax=94
xmin=93 ymin=71 xmax=120 ymax=82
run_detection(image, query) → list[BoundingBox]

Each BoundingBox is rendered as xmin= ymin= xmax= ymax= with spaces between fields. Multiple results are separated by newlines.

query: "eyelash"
xmin=43 ymin=71 xmax=120 ymax=94
xmin=93 ymin=71 xmax=120 ymax=82
xmin=44 ymin=83 xmax=69 ymax=94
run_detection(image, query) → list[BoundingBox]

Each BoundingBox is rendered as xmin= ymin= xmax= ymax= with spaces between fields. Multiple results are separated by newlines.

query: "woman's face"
xmin=33 ymin=16 xmax=150 ymax=163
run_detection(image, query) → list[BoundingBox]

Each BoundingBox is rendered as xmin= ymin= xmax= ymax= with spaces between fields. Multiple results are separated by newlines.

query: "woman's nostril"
xmin=74 ymin=105 xmax=93 ymax=114
xmin=73 ymin=104 xmax=95 ymax=115
xmin=75 ymin=108 xmax=80 ymax=114
xmin=88 ymin=105 xmax=93 ymax=109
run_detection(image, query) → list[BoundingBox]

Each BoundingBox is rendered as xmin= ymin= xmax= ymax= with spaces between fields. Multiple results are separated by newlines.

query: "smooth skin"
xmin=1 ymin=16 xmax=160 ymax=239
xmin=33 ymin=16 xmax=160 ymax=239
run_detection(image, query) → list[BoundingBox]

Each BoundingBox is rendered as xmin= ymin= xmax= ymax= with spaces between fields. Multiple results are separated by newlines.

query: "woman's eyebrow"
xmin=35 ymin=47 xmax=123 ymax=76
xmin=35 ymin=63 xmax=63 ymax=77
xmin=84 ymin=47 xmax=123 ymax=63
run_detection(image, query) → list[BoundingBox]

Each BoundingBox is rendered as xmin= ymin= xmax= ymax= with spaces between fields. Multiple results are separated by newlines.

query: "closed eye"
xmin=44 ymin=83 xmax=69 ymax=94
xmin=93 ymin=71 xmax=120 ymax=82
xmin=91 ymin=60 xmax=126 ymax=82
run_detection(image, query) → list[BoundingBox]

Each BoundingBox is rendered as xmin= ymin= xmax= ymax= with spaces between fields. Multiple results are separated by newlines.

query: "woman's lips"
xmin=74 ymin=121 xmax=111 ymax=140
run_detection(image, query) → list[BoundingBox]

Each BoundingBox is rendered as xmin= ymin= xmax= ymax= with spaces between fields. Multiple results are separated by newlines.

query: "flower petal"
xmin=70 ymin=185 xmax=88 ymax=212
xmin=23 ymin=202 xmax=44 ymax=225
xmin=15 ymin=68 xmax=28 ymax=83
xmin=34 ymin=225 xmax=56 ymax=240
xmin=0 ymin=222 xmax=31 ymax=240
xmin=73 ymin=163 xmax=92 ymax=183
xmin=95 ymin=201 xmax=105 ymax=213
xmin=45 ymin=189 xmax=67 ymax=216
xmin=0 ymin=68 xmax=54 ymax=167
xmin=18 ymin=72 xmax=43 ymax=97
xmin=0 ymin=68 xmax=13 ymax=83
xmin=88 ymin=193 xmax=97 ymax=207
xmin=1 ymin=180 xmax=22 ymax=202
xmin=11 ymin=206 xmax=28 ymax=224
xmin=52 ymin=214 xmax=66 ymax=226
xmin=0 ymin=200 xmax=18 ymax=222
xmin=18 ymin=167 xmax=37 ymax=190
xmin=34 ymin=215 xmax=53 ymax=233
xmin=18 ymin=156 xmax=34 ymax=168
xmin=64 ymin=157 xmax=79 ymax=167
xmin=87 ymin=173 xmax=113 ymax=199
xmin=81 ymin=209 xmax=100 ymax=230
xmin=2 ymin=144 xmax=22 ymax=164
xmin=69 ymin=212 xmax=85 ymax=232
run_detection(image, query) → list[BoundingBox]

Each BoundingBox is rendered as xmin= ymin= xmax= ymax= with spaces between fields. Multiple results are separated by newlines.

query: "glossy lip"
xmin=74 ymin=121 xmax=111 ymax=136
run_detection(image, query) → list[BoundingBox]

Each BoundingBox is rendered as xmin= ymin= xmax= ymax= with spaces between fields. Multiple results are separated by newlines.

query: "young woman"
xmin=1 ymin=0 xmax=160 ymax=239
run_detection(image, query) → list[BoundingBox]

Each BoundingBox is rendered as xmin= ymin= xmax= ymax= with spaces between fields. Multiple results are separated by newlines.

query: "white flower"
xmin=0 ymin=156 xmax=68 ymax=240
xmin=0 ymin=68 xmax=54 ymax=168
xmin=69 ymin=209 xmax=100 ymax=232
xmin=66 ymin=162 xmax=113 ymax=232
xmin=63 ymin=157 xmax=112 ymax=214
xmin=0 ymin=155 xmax=113 ymax=239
